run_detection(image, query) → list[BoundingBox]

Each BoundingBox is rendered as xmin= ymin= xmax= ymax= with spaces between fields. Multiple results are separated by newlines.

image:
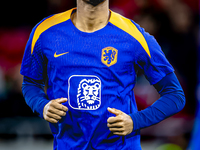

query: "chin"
xmin=82 ymin=0 xmax=106 ymax=6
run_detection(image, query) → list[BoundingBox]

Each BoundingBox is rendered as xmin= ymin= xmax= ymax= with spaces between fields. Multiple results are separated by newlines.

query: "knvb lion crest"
xmin=68 ymin=75 xmax=101 ymax=110
xmin=101 ymin=47 xmax=118 ymax=67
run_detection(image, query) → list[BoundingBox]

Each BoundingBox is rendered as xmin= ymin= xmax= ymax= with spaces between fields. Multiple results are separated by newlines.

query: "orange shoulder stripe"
xmin=109 ymin=11 xmax=151 ymax=58
xmin=31 ymin=8 xmax=74 ymax=54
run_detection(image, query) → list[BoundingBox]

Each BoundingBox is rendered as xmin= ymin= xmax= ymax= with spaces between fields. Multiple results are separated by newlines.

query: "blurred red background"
xmin=0 ymin=0 xmax=199 ymax=149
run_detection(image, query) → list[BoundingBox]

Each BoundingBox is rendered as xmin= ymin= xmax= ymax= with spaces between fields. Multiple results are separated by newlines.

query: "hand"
xmin=107 ymin=107 xmax=133 ymax=136
xmin=43 ymin=98 xmax=68 ymax=123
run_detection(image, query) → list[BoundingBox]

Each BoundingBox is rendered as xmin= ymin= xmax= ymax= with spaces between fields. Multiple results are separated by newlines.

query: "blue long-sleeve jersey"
xmin=20 ymin=8 xmax=185 ymax=150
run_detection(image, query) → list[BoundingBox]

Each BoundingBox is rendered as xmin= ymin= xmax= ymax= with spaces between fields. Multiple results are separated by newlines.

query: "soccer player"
xmin=20 ymin=0 xmax=186 ymax=149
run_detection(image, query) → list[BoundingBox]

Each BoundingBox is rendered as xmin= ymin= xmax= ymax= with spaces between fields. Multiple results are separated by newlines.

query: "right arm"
xmin=22 ymin=76 xmax=68 ymax=123
xmin=20 ymin=20 xmax=67 ymax=123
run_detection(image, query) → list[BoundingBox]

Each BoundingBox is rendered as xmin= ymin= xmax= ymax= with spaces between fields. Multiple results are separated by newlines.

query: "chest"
xmin=42 ymin=25 xmax=138 ymax=103
xmin=42 ymin=28 xmax=136 ymax=71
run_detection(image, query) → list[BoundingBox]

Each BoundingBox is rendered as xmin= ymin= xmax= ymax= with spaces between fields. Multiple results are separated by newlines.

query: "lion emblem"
xmin=103 ymin=49 xmax=116 ymax=65
xmin=77 ymin=78 xmax=101 ymax=110
xmin=101 ymin=47 xmax=118 ymax=67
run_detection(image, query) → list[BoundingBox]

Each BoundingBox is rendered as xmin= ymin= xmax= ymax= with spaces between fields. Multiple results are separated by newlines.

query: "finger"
xmin=45 ymin=116 xmax=58 ymax=124
xmin=109 ymin=127 xmax=124 ymax=133
xmin=47 ymin=112 xmax=62 ymax=120
xmin=52 ymin=102 xmax=68 ymax=112
xmin=48 ymin=107 xmax=66 ymax=116
xmin=56 ymin=98 xmax=68 ymax=104
xmin=54 ymin=103 xmax=68 ymax=112
xmin=112 ymin=131 xmax=126 ymax=136
xmin=107 ymin=107 xmax=123 ymax=116
xmin=107 ymin=115 xmax=123 ymax=124
xmin=107 ymin=122 xmax=123 ymax=128
xmin=107 ymin=117 xmax=117 ymax=124
xmin=55 ymin=98 xmax=68 ymax=111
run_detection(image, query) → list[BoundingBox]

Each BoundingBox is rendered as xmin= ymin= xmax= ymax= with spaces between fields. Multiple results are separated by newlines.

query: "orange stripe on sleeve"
xmin=109 ymin=11 xmax=151 ymax=58
xmin=31 ymin=8 xmax=75 ymax=54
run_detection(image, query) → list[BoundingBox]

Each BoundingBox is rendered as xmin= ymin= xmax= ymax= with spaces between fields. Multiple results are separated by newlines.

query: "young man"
xmin=21 ymin=0 xmax=185 ymax=149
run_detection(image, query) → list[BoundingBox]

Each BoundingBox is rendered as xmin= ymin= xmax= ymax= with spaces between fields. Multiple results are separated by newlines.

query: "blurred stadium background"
xmin=0 ymin=0 xmax=199 ymax=149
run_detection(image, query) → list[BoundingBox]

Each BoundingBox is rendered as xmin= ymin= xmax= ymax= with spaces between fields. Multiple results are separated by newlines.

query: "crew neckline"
xmin=69 ymin=8 xmax=112 ymax=35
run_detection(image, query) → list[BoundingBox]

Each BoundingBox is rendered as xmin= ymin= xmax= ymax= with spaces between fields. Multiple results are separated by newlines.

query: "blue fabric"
xmin=130 ymin=72 xmax=186 ymax=131
xmin=188 ymin=101 xmax=200 ymax=150
xmin=131 ymin=20 xmax=174 ymax=85
xmin=22 ymin=77 xmax=49 ymax=118
xmin=20 ymin=8 xmax=177 ymax=150
xmin=188 ymin=41 xmax=200 ymax=150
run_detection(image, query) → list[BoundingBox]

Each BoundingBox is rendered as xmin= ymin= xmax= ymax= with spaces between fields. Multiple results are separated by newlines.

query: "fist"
xmin=43 ymin=98 xmax=68 ymax=123
xmin=107 ymin=107 xmax=133 ymax=136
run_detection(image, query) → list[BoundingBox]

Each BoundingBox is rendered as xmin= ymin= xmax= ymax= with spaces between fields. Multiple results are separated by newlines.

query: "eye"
xmin=82 ymin=83 xmax=88 ymax=89
xmin=94 ymin=83 xmax=100 ymax=89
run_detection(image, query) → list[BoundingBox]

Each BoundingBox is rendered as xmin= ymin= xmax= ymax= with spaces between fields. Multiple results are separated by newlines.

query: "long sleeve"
xmin=21 ymin=76 xmax=49 ymax=118
xmin=130 ymin=72 xmax=186 ymax=131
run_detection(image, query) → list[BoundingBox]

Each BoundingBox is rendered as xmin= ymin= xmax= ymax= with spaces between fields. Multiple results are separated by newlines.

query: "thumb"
xmin=56 ymin=98 xmax=68 ymax=104
xmin=107 ymin=107 xmax=123 ymax=116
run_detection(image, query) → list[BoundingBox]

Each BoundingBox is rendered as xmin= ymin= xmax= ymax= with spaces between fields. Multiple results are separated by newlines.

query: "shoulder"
xmin=109 ymin=11 xmax=151 ymax=58
xmin=30 ymin=8 xmax=75 ymax=54
xmin=34 ymin=8 xmax=74 ymax=31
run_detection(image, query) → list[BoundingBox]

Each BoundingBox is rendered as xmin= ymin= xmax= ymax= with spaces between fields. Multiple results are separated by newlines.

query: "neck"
xmin=72 ymin=0 xmax=110 ymax=33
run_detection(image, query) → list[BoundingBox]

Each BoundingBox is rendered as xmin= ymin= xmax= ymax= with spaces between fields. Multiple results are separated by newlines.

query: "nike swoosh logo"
xmin=54 ymin=52 xmax=69 ymax=58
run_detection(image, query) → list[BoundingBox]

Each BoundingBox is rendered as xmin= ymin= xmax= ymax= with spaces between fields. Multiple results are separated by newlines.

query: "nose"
xmin=89 ymin=94 xmax=93 ymax=99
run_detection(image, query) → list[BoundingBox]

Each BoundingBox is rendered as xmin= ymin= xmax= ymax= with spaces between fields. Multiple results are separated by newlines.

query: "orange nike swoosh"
xmin=54 ymin=52 xmax=69 ymax=58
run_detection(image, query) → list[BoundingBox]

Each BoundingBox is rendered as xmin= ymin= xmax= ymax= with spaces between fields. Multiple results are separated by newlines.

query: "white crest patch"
xmin=68 ymin=75 xmax=101 ymax=110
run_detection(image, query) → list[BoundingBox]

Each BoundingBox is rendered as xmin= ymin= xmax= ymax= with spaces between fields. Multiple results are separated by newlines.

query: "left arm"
xmin=107 ymin=72 xmax=186 ymax=136
xmin=107 ymin=21 xmax=185 ymax=136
